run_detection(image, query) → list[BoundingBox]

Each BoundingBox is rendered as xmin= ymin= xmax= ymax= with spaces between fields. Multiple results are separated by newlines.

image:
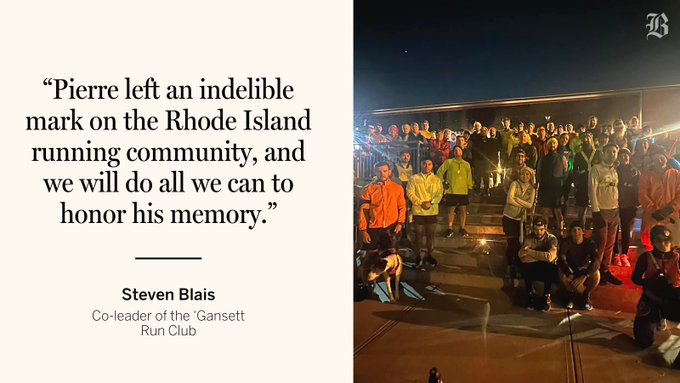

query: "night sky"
xmin=355 ymin=1 xmax=680 ymax=112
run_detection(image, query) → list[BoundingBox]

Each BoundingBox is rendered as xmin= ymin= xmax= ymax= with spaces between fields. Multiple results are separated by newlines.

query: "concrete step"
xmin=459 ymin=202 xmax=612 ymax=219
xmin=403 ymin=265 xmax=504 ymax=289
xmin=465 ymin=203 xmax=505 ymax=215
xmin=402 ymin=262 xmax=642 ymax=313
xmin=431 ymin=234 xmax=506 ymax=251
xmin=407 ymin=222 xmax=505 ymax=235
xmin=464 ymin=225 xmax=505 ymax=235
xmin=411 ymin=248 xmax=503 ymax=269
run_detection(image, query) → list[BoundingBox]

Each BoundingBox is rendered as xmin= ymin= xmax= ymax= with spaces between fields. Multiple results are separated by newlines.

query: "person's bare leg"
xmin=448 ymin=207 xmax=455 ymax=231
xmin=459 ymin=205 xmax=467 ymax=229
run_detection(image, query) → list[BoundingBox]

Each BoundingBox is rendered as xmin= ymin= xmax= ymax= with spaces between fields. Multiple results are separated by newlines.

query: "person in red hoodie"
xmin=639 ymin=153 xmax=680 ymax=251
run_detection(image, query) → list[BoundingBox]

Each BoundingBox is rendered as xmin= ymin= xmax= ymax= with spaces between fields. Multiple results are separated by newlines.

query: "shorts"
xmin=444 ymin=194 xmax=469 ymax=207
xmin=413 ymin=215 xmax=437 ymax=225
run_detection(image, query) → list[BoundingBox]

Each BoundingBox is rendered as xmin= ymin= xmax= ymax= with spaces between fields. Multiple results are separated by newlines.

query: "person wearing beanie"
xmin=558 ymin=221 xmax=600 ymax=310
xmin=631 ymin=225 xmax=680 ymax=369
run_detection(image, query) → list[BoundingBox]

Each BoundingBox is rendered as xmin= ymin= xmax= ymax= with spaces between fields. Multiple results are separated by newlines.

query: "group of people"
xmin=355 ymin=114 xmax=680 ymax=368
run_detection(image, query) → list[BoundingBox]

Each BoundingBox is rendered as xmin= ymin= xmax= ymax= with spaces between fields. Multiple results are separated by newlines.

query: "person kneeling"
xmin=519 ymin=218 xmax=559 ymax=311
xmin=632 ymin=225 xmax=680 ymax=369
xmin=558 ymin=222 xmax=600 ymax=310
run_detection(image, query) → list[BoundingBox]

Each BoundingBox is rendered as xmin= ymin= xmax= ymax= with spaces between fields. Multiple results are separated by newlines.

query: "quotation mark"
xmin=268 ymin=202 xmax=278 ymax=210
xmin=43 ymin=78 xmax=53 ymax=86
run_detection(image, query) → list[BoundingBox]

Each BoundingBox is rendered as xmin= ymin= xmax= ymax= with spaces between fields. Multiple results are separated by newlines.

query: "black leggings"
xmin=502 ymin=216 xmax=521 ymax=266
xmin=519 ymin=261 xmax=558 ymax=295
xmin=614 ymin=206 xmax=637 ymax=256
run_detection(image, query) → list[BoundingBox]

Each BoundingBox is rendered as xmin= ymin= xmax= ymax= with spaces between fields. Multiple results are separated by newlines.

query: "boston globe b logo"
xmin=647 ymin=13 xmax=669 ymax=39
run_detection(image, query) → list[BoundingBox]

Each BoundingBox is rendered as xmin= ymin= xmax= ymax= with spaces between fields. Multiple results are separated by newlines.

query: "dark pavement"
xmin=354 ymin=282 xmax=680 ymax=383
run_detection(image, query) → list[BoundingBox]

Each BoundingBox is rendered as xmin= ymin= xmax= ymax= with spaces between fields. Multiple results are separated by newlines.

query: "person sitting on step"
xmin=519 ymin=217 xmax=559 ymax=311
xmin=558 ymin=221 xmax=600 ymax=310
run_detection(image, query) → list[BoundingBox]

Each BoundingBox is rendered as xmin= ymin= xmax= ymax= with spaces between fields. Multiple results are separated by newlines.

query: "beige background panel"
xmin=0 ymin=1 xmax=352 ymax=382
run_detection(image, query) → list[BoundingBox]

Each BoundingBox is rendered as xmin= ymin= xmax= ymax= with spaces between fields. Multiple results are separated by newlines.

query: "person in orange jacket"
xmin=358 ymin=161 xmax=407 ymax=253
xmin=639 ymin=153 xmax=680 ymax=251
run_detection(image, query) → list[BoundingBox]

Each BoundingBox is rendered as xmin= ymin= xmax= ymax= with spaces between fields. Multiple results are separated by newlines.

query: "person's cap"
xmin=569 ymin=221 xmax=584 ymax=230
xmin=515 ymin=148 xmax=526 ymax=156
xmin=651 ymin=225 xmax=672 ymax=241
xmin=533 ymin=217 xmax=546 ymax=227
xmin=619 ymin=147 xmax=632 ymax=156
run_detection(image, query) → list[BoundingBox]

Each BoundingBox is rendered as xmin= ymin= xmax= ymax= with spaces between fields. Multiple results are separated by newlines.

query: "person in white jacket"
xmin=407 ymin=159 xmax=444 ymax=266
xmin=589 ymin=143 xmax=622 ymax=286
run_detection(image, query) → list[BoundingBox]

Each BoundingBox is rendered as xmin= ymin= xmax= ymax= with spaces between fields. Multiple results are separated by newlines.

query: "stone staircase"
xmin=398 ymin=187 xmax=644 ymax=312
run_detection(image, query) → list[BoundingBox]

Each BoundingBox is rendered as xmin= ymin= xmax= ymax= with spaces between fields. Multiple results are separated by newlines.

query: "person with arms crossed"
xmin=407 ymin=159 xmax=444 ymax=267
xmin=519 ymin=217 xmax=559 ymax=311
xmin=589 ymin=143 xmax=622 ymax=285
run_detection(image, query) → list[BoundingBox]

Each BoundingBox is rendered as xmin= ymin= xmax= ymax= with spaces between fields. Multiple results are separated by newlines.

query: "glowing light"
xmin=480 ymin=239 xmax=487 ymax=245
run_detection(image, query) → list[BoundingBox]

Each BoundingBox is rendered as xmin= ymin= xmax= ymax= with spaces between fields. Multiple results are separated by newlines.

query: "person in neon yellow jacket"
xmin=406 ymin=159 xmax=444 ymax=266
xmin=436 ymin=145 xmax=473 ymax=237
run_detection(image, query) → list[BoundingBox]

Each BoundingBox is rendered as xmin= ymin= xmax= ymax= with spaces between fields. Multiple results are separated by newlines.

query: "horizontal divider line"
xmin=135 ymin=257 xmax=202 ymax=260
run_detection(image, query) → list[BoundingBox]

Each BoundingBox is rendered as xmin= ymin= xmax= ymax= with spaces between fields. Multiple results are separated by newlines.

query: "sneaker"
xmin=613 ymin=254 xmax=622 ymax=267
xmin=657 ymin=318 xmax=668 ymax=331
xmin=444 ymin=229 xmax=455 ymax=238
xmin=542 ymin=294 xmax=552 ymax=312
xmin=459 ymin=228 xmax=469 ymax=237
xmin=426 ymin=255 xmax=438 ymax=267
xmin=604 ymin=271 xmax=623 ymax=286
xmin=620 ymin=255 xmax=631 ymax=267
xmin=599 ymin=278 xmax=609 ymax=286
xmin=584 ymin=300 xmax=593 ymax=311
xmin=526 ymin=292 xmax=535 ymax=310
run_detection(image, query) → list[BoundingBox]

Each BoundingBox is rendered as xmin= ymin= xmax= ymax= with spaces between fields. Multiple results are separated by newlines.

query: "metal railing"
xmin=353 ymin=141 xmax=430 ymax=180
